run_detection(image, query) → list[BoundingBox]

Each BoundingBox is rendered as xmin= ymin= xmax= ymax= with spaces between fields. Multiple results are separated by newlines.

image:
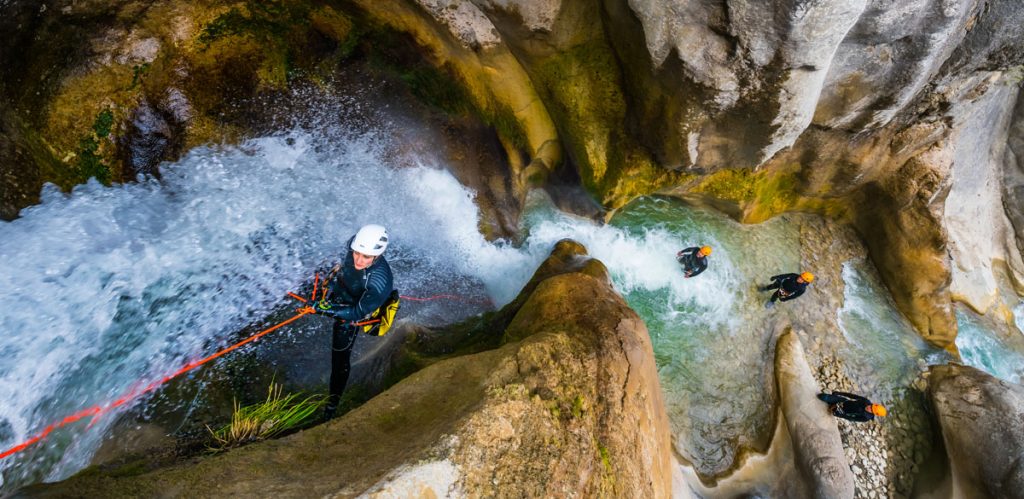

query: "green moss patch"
xmin=688 ymin=163 xmax=849 ymax=223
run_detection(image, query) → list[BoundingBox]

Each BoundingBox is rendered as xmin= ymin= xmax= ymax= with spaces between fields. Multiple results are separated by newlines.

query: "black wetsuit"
xmin=817 ymin=392 xmax=876 ymax=422
xmin=764 ymin=273 xmax=808 ymax=302
xmin=677 ymin=247 xmax=708 ymax=278
xmin=316 ymin=244 xmax=393 ymax=410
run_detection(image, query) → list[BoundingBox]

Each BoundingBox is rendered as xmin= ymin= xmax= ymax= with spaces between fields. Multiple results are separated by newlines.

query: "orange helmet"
xmin=700 ymin=246 xmax=712 ymax=256
xmin=800 ymin=272 xmax=815 ymax=283
xmin=870 ymin=404 xmax=887 ymax=417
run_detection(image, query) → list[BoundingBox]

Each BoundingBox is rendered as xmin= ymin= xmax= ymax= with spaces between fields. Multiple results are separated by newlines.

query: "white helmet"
xmin=351 ymin=224 xmax=389 ymax=256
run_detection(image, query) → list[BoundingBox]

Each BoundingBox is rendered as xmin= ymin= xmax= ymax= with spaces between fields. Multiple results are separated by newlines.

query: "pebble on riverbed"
xmin=814 ymin=353 xmax=934 ymax=498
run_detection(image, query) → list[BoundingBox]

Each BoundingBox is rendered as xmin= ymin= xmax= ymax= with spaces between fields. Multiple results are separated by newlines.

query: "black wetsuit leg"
xmin=327 ymin=321 xmax=358 ymax=409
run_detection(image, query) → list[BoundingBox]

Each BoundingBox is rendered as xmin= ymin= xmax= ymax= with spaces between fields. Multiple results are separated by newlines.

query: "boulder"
xmin=928 ymin=364 xmax=1024 ymax=498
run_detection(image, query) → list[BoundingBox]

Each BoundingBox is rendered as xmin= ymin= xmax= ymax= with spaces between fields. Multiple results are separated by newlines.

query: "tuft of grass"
xmin=571 ymin=394 xmax=585 ymax=419
xmin=207 ymin=383 xmax=327 ymax=450
xmin=129 ymin=63 xmax=150 ymax=89
xmin=76 ymin=108 xmax=115 ymax=184
xmin=598 ymin=442 xmax=613 ymax=473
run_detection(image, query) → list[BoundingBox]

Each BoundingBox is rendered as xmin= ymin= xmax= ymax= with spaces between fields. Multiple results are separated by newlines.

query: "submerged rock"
xmin=689 ymin=328 xmax=855 ymax=498
xmin=24 ymin=240 xmax=674 ymax=497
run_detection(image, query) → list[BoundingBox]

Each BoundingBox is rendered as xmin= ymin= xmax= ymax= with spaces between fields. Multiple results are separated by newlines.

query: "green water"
xmin=956 ymin=307 xmax=1024 ymax=384
xmin=610 ymin=198 xmax=802 ymax=476
xmin=513 ymin=193 xmax=1020 ymax=478
xmin=520 ymin=195 xmax=805 ymax=476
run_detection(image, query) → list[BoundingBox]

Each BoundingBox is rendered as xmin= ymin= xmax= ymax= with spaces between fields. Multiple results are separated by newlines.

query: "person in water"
xmin=677 ymin=246 xmax=712 ymax=278
xmin=307 ymin=224 xmax=394 ymax=419
xmin=760 ymin=272 xmax=814 ymax=304
xmin=817 ymin=391 xmax=887 ymax=422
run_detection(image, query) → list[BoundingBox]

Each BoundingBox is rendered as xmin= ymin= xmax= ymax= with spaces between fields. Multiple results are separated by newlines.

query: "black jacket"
xmin=770 ymin=273 xmax=808 ymax=301
xmin=318 ymin=245 xmax=393 ymax=323
xmin=677 ymin=247 xmax=708 ymax=277
xmin=827 ymin=392 xmax=875 ymax=422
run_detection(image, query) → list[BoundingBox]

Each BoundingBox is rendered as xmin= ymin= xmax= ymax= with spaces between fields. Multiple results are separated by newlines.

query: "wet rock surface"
xmin=3 ymin=0 xmax=1023 ymax=347
xmin=763 ymin=214 xmax=935 ymax=498
xmin=23 ymin=240 xmax=675 ymax=497
xmin=776 ymin=330 xmax=855 ymax=499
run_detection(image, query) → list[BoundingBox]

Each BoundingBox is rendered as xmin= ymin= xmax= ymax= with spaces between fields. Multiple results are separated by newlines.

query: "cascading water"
xmin=955 ymin=306 xmax=1024 ymax=384
xmin=836 ymin=260 xmax=952 ymax=397
xmin=4 ymin=93 xmax=1024 ymax=492
xmin=0 ymin=125 xmax=508 ymax=490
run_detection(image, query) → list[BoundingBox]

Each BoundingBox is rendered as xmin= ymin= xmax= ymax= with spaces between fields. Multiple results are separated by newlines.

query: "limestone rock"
xmin=1003 ymin=86 xmax=1024 ymax=294
xmin=776 ymin=330 xmax=855 ymax=499
xmin=928 ymin=363 xmax=1024 ymax=498
xmin=944 ymin=77 xmax=1024 ymax=311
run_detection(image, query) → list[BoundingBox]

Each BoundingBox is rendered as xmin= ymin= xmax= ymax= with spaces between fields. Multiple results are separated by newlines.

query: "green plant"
xmin=207 ymin=383 xmax=327 ymax=450
xmin=129 ymin=63 xmax=150 ymax=89
xmin=76 ymin=109 xmax=115 ymax=184
xmin=571 ymin=394 xmax=585 ymax=419
xmin=93 ymin=109 xmax=114 ymax=138
xmin=598 ymin=442 xmax=613 ymax=473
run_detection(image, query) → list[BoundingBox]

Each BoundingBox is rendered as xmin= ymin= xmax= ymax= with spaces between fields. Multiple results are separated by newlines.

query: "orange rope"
xmin=2 ymin=275 xmax=492 ymax=461
xmin=0 ymin=310 xmax=311 ymax=461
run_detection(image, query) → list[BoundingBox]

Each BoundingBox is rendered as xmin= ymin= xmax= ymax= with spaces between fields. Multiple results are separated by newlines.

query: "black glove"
xmin=314 ymin=300 xmax=352 ymax=322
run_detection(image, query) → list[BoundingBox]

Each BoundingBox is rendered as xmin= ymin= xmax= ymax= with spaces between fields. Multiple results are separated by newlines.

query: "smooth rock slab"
xmin=928 ymin=363 xmax=1024 ymax=498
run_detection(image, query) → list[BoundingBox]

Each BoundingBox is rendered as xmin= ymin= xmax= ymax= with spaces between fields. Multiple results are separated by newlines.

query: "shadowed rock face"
xmin=23 ymin=240 xmax=675 ymax=497
xmin=410 ymin=0 xmax=1024 ymax=346
xmin=1003 ymin=92 xmax=1024 ymax=292
xmin=928 ymin=364 xmax=1024 ymax=498
xmin=3 ymin=0 xmax=1022 ymax=341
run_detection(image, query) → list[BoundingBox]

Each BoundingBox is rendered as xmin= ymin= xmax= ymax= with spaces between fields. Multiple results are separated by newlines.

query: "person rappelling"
xmin=305 ymin=224 xmax=399 ymax=419
xmin=759 ymin=271 xmax=814 ymax=307
xmin=676 ymin=246 xmax=711 ymax=278
xmin=817 ymin=391 xmax=887 ymax=422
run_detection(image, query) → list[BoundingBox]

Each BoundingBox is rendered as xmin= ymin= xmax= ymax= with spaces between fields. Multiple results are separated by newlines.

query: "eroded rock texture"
xmin=3 ymin=0 xmax=1023 ymax=345
xmin=25 ymin=240 xmax=675 ymax=497
xmin=927 ymin=363 xmax=1024 ymax=498
xmin=776 ymin=330 xmax=856 ymax=499
xmin=366 ymin=0 xmax=1024 ymax=346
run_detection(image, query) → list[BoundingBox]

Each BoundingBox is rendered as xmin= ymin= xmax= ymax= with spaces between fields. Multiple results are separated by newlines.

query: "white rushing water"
xmin=836 ymin=261 xmax=950 ymax=398
xmin=0 ymin=127 xmax=518 ymax=488
xmin=3 ymin=103 xmax=1024 ymax=490
xmin=955 ymin=306 xmax=1024 ymax=384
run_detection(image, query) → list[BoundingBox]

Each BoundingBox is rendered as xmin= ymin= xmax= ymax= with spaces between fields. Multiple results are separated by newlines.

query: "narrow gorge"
xmin=1 ymin=0 xmax=1023 ymax=497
